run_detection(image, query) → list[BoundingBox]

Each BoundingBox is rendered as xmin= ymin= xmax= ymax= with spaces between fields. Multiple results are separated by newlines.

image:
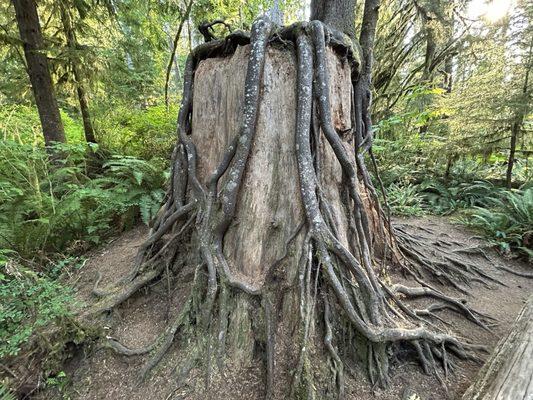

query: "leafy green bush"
xmin=461 ymin=188 xmax=533 ymax=258
xmin=386 ymin=183 xmax=425 ymax=216
xmin=94 ymin=104 xmax=178 ymax=161
xmin=0 ymin=141 xmax=167 ymax=258
xmin=0 ymin=251 xmax=95 ymax=396
xmin=0 ymin=104 xmax=85 ymax=144
xmin=0 ymin=250 xmax=75 ymax=359
xmin=372 ymin=136 xmax=443 ymax=187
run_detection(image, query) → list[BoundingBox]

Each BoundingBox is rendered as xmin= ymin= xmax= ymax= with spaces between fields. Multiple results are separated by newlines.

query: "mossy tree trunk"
xmin=59 ymin=3 xmax=97 ymax=144
xmin=12 ymin=0 xmax=66 ymax=146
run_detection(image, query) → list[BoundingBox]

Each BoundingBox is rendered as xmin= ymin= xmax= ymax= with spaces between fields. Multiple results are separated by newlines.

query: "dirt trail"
xmin=38 ymin=217 xmax=533 ymax=400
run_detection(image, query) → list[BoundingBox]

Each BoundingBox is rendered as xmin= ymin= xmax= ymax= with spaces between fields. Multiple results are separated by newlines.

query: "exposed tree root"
xmin=389 ymin=284 xmax=496 ymax=331
xmin=89 ymin=17 xmax=494 ymax=398
xmin=394 ymin=224 xmax=504 ymax=292
xmin=497 ymin=265 xmax=533 ymax=278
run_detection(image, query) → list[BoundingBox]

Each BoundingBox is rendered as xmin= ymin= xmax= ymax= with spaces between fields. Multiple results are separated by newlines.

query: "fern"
xmin=386 ymin=183 xmax=425 ymax=216
xmin=461 ymin=188 xmax=533 ymax=258
xmin=418 ymin=180 xmax=503 ymax=214
xmin=0 ymin=385 xmax=16 ymax=400
xmin=0 ymin=141 xmax=167 ymax=258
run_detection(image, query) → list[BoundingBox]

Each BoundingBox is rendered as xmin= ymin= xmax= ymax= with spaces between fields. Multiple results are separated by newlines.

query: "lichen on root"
xmin=89 ymin=16 xmax=493 ymax=398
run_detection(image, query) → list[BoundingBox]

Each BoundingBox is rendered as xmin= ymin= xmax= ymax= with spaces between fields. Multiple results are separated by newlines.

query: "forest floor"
xmin=37 ymin=216 xmax=533 ymax=400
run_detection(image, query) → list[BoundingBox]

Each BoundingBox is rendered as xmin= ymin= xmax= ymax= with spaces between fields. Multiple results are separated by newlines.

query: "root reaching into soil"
xmin=394 ymin=224 xmax=505 ymax=292
xmin=88 ymin=17 xmax=494 ymax=398
xmin=497 ymin=265 xmax=533 ymax=278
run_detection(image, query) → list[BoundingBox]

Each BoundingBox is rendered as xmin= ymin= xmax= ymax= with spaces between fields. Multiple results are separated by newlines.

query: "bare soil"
xmin=37 ymin=216 xmax=533 ymax=400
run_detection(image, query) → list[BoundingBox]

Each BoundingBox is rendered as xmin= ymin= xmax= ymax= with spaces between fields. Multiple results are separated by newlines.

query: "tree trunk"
xmin=184 ymin=34 xmax=393 ymax=397
xmin=311 ymin=0 xmax=357 ymax=40
xmin=12 ymin=0 xmax=66 ymax=145
xmin=165 ymin=25 xmax=181 ymax=89
xmin=443 ymin=54 xmax=453 ymax=93
xmin=75 ymin=78 xmax=96 ymax=143
xmin=506 ymin=121 xmax=518 ymax=189
xmin=59 ymin=4 xmax=97 ymax=144
xmin=506 ymin=36 xmax=532 ymax=188
xmin=164 ymin=0 xmax=194 ymax=108
xmin=462 ymin=295 xmax=533 ymax=400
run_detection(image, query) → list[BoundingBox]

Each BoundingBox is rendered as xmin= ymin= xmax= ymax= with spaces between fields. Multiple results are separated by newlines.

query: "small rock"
xmin=402 ymin=387 xmax=422 ymax=400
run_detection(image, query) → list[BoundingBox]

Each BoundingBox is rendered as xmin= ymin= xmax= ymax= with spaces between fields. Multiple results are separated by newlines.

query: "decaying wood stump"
xmin=192 ymin=43 xmax=383 ymax=294
xmin=190 ymin=40 xmax=391 ymax=396
xmin=91 ymin=19 xmax=494 ymax=398
xmin=462 ymin=295 xmax=533 ymax=400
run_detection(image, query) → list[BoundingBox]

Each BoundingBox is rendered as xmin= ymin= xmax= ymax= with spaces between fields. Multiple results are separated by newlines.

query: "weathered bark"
xmin=12 ymin=0 xmax=66 ymax=145
xmin=414 ymin=1 xmax=438 ymax=83
xmin=442 ymin=52 xmax=453 ymax=93
xmin=442 ymin=7 xmax=454 ymax=94
xmin=59 ymin=4 xmax=96 ymax=144
xmin=75 ymin=82 xmax=96 ymax=143
xmin=355 ymin=0 xmax=380 ymax=154
xmin=462 ymin=295 xmax=533 ymax=400
xmin=310 ymin=0 xmax=357 ymax=40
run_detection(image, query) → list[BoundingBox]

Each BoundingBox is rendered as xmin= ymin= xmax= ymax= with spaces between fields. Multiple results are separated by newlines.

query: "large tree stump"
xmin=190 ymin=39 xmax=388 ymax=396
xmin=192 ymin=42 xmax=381 ymax=294
xmin=91 ymin=18 xmax=489 ymax=399
xmin=462 ymin=295 xmax=533 ymax=400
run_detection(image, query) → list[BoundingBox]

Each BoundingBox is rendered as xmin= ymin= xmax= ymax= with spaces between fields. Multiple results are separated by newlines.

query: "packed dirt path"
xmin=38 ymin=216 xmax=533 ymax=400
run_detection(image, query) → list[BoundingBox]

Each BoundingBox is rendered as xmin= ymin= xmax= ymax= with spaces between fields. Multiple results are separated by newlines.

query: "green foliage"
xmin=375 ymin=86 xmax=446 ymax=135
xmin=0 ymin=251 xmax=75 ymax=359
xmin=94 ymin=103 xmax=178 ymax=161
xmin=417 ymin=180 xmax=505 ymax=215
xmin=0 ymin=104 xmax=85 ymax=144
xmin=190 ymin=0 xmax=303 ymax=31
xmin=386 ymin=183 xmax=425 ymax=216
xmin=96 ymin=155 xmax=168 ymax=225
xmin=0 ymin=384 xmax=16 ymax=400
xmin=0 ymin=141 xmax=167 ymax=258
xmin=0 ymin=250 xmax=95 ymax=396
xmin=45 ymin=370 xmax=69 ymax=392
xmin=436 ymin=32 xmax=533 ymax=159
xmin=461 ymin=188 xmax=533 ymax=257
xmin=384 ymin=175 xmax=532 ymax=258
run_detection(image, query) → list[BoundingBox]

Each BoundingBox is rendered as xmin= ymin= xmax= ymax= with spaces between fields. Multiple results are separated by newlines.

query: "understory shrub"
xmin=417 ymin=180 xmax=505 ymax=215
xmin=0 ymin=251 xmax=94 ymax=395
xmin=0 ymin=250 xmax=76 ymax=359
xmin=0 ymin=141 xmax=167 ymax=258
xmin=0 ymin=104 xmax=85 ymax=144
xmin=94 ymin=103 xmax=178 ymax=162
xmin=460 ymin=188 xmax=533 ymax=258
xmin=386 ymin=183 xmax=425 ymax=216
